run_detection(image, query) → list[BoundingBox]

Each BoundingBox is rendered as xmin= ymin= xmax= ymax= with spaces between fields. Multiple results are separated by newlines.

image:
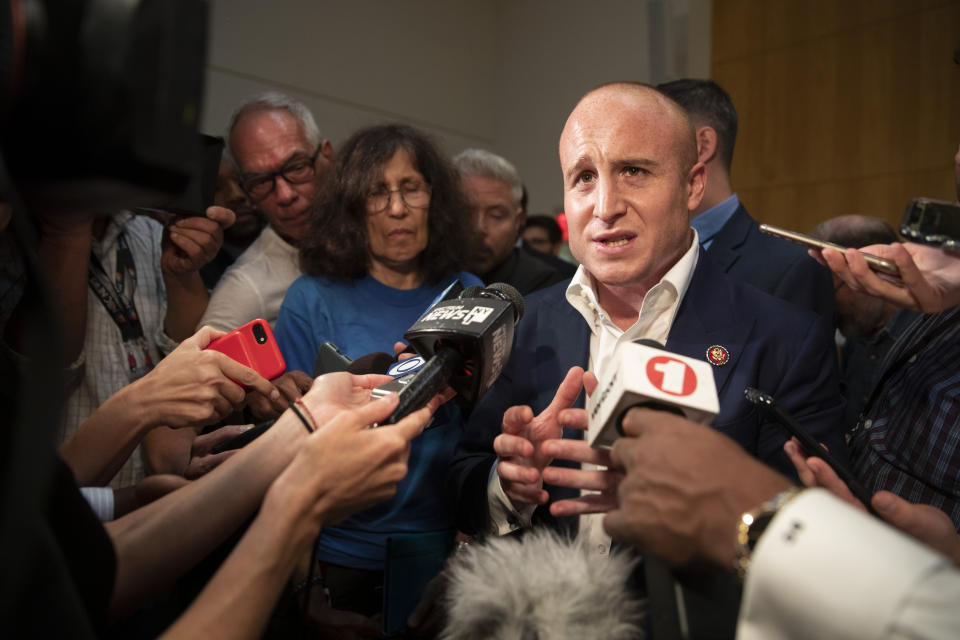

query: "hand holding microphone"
xmin=213 ymin=282 xmax=524 ymax=455
xmin=375 ymin=282 xmax=524 ymax=424
xmin=532 ymin=340 xmax=722 ymax=517
xmin=587 ymin=339 xmax=720 ymax=450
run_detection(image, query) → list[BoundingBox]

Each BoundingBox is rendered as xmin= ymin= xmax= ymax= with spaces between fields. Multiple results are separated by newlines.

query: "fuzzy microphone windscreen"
xmin=440 ymin=528 xmax=645 ymax=640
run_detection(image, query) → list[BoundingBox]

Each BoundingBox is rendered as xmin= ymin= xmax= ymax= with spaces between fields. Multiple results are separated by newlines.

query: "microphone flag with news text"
xmin=588 ymin=340 xmax=719 ymax=449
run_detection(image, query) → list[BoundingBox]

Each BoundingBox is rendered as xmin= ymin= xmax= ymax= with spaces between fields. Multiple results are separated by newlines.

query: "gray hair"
xmin=440 ymin=529 xmax=645 ymax=640
xmin=224 ymin=91 xmax=322 ymax=169
xmin=453 ymin=148 xmax=524 ymax=208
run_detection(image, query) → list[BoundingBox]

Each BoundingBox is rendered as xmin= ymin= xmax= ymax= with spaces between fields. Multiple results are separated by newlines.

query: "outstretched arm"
xmin=103 ymin=371 xmax=397 ymax=620
xmin=59 ymin=326 xmax=278 ymax=486
xmin=158 ymin=385 xmax=437 ymax=640
xmin=814 ymin=242 xmax=960 ymax=313
xmin=604 ymin=407 xmax=792 ymax=568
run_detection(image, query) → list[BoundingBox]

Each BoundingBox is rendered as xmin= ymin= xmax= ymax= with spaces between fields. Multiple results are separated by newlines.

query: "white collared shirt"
xmin=62 ymin=212 xmax=177 ymax=488
xmin=198 ymin=225 xmax=301 ymax=332
xmin=488 ymin=230 xmax=701 ymax=553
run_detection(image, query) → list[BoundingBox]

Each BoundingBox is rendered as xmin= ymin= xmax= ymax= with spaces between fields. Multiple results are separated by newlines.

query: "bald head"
xmin=811 ymin=215 xmax=899 ymax=248
xmin=562 ymin=83 xmax=699 ymax=174
xmin=811 ymin=215 xmax=900 ymax=339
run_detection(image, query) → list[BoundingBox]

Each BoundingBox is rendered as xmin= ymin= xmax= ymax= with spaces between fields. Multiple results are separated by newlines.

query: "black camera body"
xmin=3 ymin=0 xmax=209 ymax=193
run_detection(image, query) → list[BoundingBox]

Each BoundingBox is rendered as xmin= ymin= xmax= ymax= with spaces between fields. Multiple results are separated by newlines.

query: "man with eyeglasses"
xmin=145 ymin=94 xmax=335 ymax=476
xmin=197 ymin=92 xmax=333 ymax=338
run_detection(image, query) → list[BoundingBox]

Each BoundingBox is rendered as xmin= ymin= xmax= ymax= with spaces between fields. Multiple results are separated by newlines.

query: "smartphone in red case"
xmin=205 ymin=319 xmax=286 ymax=383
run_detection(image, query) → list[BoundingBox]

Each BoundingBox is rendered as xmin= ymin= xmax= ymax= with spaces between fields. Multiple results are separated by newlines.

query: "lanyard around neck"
xmin=87 ymin=233 xmax=145 ymax=343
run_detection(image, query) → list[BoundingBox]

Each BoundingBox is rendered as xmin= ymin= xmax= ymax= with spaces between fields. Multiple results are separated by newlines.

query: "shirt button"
xmin=908 ymin=355 xmax=917 ymax=363
xmin=597 ymin=544 xmax=608 ymax=555
xmin=863 ymin=419 xmax=873 ymax=429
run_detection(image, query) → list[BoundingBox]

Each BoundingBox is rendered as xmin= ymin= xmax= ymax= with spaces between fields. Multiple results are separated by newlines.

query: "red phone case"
xmin=206 ymin=319 xmax=286 ymax=382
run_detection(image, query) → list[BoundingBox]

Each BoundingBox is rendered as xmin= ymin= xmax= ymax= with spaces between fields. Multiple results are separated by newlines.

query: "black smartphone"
xmin=744 ymin=387 xmax=876 ymax=513
xmin=900 ymin=197 xmax=960 ymax=251
xmin=759 ymin=223 xmax=900 ymax=276
xmin=313 ymin=341 xmax=353 ymax=376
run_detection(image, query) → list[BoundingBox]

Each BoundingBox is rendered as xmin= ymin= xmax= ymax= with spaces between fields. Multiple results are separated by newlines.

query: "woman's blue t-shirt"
xmin=274 ymin=270 xmax=482 ymax=570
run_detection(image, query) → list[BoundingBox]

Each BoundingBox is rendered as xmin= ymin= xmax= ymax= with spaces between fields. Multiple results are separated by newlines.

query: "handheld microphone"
xmin=588 ymin=339 xmax=720 ymax=449
xmin=378 ymin=282 xmax=524 ymax=424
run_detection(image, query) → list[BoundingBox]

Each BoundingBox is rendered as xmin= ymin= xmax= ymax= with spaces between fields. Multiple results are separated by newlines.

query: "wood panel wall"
xmin=712 ymin=0 xmax=960 ymax=234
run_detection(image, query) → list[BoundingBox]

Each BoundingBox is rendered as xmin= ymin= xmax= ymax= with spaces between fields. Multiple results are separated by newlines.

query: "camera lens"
xmin=252 ymin=322 xmax=267 ymax=344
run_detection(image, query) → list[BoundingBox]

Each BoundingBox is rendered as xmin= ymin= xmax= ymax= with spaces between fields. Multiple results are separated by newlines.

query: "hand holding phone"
xmin=744 ymin=387 xmax=875 ymax=513
xmin=759 ymin=223 xmax=900 ymax=276
xmin=205 ymin=319 xmax=286 ymax=386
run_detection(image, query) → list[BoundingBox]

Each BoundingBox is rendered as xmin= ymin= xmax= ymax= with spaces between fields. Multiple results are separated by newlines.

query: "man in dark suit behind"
xmin=657 ymin=79 xmax=835 ymax=321
xmin=454 ymin=149 xmax=569 ymax=295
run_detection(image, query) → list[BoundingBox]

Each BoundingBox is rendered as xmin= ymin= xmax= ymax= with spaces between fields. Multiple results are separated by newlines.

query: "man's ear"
xmin=319 ymin=139 xmax=334 ymax=163
xmin=695 ymin=126 xmax=719 ymax=165
xmin=686 ymin=161 xmax=706 ymax=212
xmin=515 ymin=208 xmax=527 ymax=233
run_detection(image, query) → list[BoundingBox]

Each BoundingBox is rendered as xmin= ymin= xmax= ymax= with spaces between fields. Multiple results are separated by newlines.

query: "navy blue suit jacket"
xmin=448 ymin=248 xmax=847 ymax=535
xmin=707 ymin=204 xmax=835 ymax=322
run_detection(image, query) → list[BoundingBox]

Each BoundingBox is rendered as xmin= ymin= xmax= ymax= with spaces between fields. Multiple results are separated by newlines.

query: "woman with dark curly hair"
xmin=274 ymin=123 xmax=480 ymax=624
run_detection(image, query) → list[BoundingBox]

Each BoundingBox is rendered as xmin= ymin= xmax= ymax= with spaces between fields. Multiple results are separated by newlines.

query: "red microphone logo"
xmin=646 ymin=356 xmax=698 ymax=396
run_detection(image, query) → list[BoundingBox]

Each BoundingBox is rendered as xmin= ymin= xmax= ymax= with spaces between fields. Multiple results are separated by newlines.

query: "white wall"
xmin=492 ymin=1 xmax=652 ymax=216
xmin=202 ymin=0 xmax=711 ymax=215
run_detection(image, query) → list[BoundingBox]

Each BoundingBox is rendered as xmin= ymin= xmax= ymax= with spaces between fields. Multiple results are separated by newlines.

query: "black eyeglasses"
xmin=366 ymin=182 xmax=431 ymax=213
xmin=239 ymin=145 xmax=322 ymax=201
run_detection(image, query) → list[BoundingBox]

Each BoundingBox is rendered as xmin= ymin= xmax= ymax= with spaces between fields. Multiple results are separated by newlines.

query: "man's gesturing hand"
xmin=540 ymin=370 xmax=619 ymax=517
xmin=493 ymin=366 xmax=585 ymax=511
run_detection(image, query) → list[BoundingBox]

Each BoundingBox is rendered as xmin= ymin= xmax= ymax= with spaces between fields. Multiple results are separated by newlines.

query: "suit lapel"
xmin=704 ymin=204 xmax=751 ymax=273
xmin=666 ymin=249 xmax=754 ymax=396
